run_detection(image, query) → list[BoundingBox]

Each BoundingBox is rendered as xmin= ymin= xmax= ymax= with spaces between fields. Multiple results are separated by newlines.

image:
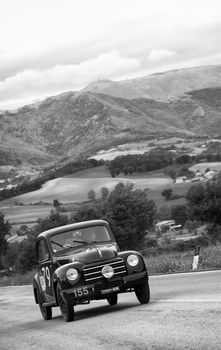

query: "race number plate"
xmin=72 ymin=287 xmax=90 ymax=298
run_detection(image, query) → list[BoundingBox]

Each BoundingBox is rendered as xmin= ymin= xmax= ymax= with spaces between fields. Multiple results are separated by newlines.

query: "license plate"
xmin=100 ymin=286 xmax=120 ymax=295
xmin=72 ymin=287 xmax=90 ymax=297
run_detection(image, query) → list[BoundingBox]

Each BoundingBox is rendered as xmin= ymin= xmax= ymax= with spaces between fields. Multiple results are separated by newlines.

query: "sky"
xmin=1 ymin=0 xmax=221 ymax=110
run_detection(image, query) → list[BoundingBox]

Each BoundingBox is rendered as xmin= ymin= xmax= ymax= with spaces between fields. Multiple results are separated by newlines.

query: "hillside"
xmin=1 ymin=65 xmax=221 ymax=170
xmin=83 ymin=65 xmax=221 ymax=101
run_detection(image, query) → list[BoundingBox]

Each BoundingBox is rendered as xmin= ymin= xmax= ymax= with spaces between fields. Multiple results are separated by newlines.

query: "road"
xmin=0 ymin=271 xmax=221 ymax=350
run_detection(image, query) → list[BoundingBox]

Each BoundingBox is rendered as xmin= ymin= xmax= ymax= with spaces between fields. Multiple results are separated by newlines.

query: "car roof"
xmin=38 ymin=219 xmax=110 ymax=239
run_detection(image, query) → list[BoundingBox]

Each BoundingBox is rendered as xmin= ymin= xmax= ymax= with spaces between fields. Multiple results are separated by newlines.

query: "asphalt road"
xmin=0 ymin=271 xmax=221 ymax=350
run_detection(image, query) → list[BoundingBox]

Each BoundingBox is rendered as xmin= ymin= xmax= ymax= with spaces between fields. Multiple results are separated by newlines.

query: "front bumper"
xmin=62 ymin=271 xmax=148 ymax=302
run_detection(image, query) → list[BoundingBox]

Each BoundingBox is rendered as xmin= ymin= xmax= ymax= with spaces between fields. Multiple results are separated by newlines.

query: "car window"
xmin=38 ymin=239 xmax=50 ymax=262
xmin=49 ymin=225 xmax=112 ymax=254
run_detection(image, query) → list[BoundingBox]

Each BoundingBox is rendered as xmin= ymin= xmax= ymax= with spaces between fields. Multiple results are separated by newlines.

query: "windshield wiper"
xmin=72 ymin=239 xmax=97 ymax=244
xmin=51 ymin=239 xmax=98 ymax=253
xmin=51 ymin=240 xmax=65 ymax=249
xmin=71 ymin=239 xmax=87 ymax=245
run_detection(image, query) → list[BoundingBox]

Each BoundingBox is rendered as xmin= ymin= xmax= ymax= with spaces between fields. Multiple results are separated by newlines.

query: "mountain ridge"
xmin=1 ymin=64 xmax=221 ymax=170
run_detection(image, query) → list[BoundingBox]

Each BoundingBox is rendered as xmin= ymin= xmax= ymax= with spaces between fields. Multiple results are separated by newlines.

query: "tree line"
xmin=107 ymin=148 xmax=221 ymax=177
xmin=108 ymin=148 xmax=174 ymax=176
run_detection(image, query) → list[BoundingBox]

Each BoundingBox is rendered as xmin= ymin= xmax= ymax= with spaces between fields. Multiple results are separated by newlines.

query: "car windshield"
xmin=49 ymin=225 xmax=112 ymax=254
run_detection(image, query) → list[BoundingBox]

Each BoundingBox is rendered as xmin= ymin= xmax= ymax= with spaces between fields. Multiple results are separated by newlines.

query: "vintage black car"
xmin=33 ymin=219 xmax=150 ymax=322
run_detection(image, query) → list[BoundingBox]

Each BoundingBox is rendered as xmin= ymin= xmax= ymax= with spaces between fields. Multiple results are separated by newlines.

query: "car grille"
xmin=83 ymin=259 xmax=127 ymax=283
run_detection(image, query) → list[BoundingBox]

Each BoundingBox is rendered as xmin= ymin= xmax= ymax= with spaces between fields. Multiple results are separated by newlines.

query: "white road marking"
xmin=150 ymin=270 xmax=221 ymax=278
xmin=153 ymin=299 xmax=221 ymax=303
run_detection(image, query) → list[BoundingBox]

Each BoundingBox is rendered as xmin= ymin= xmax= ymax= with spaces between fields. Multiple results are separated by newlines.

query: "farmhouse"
xmin=204 ymin=170 xmax=217 ymax=180
xmin=175 ymin=176 xmax=187 ymax=184
xmin=156 ymin=220 xmax=181 ymax=233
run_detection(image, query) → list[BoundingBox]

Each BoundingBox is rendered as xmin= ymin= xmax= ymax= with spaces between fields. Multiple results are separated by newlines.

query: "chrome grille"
xmin=83 ymin=259 xmax=127 ymax=282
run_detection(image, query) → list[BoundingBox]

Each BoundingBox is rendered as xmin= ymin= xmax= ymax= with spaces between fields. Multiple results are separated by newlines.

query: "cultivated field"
xmin=1 ymin=204 xmax=54 ymax=224
xmin=0 ymin=164 xmax=199 ymax=226
xmin=90 ymin=137 xmax=208 ymax=161
xmin=1 ymin=166 xmax=173 ymax=206
xmin=0 ymin=166 xmax=174 ymax=225
xmin=189 ymin=162 xmax=221 ymax=172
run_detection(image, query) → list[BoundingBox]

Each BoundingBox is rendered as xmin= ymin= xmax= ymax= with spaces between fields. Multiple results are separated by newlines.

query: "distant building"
xmin=175 ymin=176 xmax=187 ymax=184
xmin=156 ymin=220 xmax=181 ymax=233
xmin=204 ymin=170 xmax=217 ymax=180
xmin=191 ymin=177 xmax=203 ymax=183
xmin=7 ymin=235 xmax=27 ymax=244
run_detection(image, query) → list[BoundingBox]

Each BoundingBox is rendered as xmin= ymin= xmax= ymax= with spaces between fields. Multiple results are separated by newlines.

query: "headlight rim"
xmin=127 ymin=254 xmax=139 ymax=267
xmin=102 ymin=265 xmax=114 ymax=279
xmin=66 ymin=267 xmax=79 ymax=282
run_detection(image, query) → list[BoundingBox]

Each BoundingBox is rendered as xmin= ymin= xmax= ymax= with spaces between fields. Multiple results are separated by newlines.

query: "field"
xmin=189 ymin=162 xmax=221 ymax=172
xmin=90 ymin=137 xmax=208 ymax=161
xmin=1 ymin=166 xmax=172 ymax=206
xmin=1 ymin=204 xmax=54 ymax=224
xmin=0 ymin=164 xmax=197 ymax=226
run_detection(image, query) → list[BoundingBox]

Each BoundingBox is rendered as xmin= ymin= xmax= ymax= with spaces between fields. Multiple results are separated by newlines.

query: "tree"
xmin=184 ymin=220 xmax=199 ymax=234
xmin=176 ymin=154 xmax=190 ymax=164
xmin=157 ymin=205 xmax=172 ymax=221
xmin=15 ymin=239 xmax=37 ymax=273
xmin=71 ymin=206 xmax=101 ymax=223
xmin=3 ymin=211 xmax=69 ymax=273
xmin=32 ymin=211 xmax=69 ymax=238
xmin=100 ymin=187 xmax=109 ymax=200
xmin=88 ymin=189 xmax=96 ymax=201
xmin=53 ymin=199 xmax=61 ymax=209
xmin=178 ymin=167 xmax=194 ymax=178
xmin=186 ymin=179 xmax=221 ymax=227
xmin=165 ymin=169 xmax=177 ymax=181
xmin=0 ymin=212 xmax=11 ymax=268
xmin=161 ymin=188 xmax=173 ymax=201
xmin=110 ymin=170 xmax=116 ymax=178
xmin=171 ymin=205 xmax=188 ymax=227
xmin=105 ymin=182 xmax=157 ymax=249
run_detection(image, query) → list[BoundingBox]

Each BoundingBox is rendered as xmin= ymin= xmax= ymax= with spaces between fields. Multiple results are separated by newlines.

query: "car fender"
xmin=118 ymin=250 xmax=148 ymax=276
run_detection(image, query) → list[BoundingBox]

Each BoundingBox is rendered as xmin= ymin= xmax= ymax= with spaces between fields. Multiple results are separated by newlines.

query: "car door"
xmin=37 ymin=238 xmax=55 ymax=303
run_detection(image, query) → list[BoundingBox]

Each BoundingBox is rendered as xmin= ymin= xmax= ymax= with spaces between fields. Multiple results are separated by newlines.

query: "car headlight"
xmin=66 ymin=268 xmax=79 ymax=281
xmin=102 ymin=265 xmax=114 ymax=279
xmin=127 ymin=254 xmax=139 ymax=267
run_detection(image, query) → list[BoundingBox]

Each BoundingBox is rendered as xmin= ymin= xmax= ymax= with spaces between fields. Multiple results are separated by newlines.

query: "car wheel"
xmin=57 ymin=284 xmax=74 ymax=322
xmin=134 ymin=280 xmax=150 ymax=304
xmin=107 ymin=294 xmax=118 ymax=306
xmin=37 ymin=288 xmax=52 ymax=320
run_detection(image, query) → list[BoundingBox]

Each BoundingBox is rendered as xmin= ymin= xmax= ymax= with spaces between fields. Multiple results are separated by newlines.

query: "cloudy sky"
xmin=1 ymin=0 xmax=221 ymax=109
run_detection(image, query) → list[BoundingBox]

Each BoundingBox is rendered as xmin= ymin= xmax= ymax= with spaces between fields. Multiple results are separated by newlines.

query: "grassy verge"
xmin=1 ymin=244 xmax=221 ymax=287
xmin=0 ymin=270 xmax=35 ymax=287
xmin=144 ymin=244 xmax=221 ymax=274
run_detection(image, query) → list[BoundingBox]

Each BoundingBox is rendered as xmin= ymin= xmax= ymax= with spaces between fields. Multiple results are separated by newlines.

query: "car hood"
xmin=56 ymin=243 xmax=118 ymax=265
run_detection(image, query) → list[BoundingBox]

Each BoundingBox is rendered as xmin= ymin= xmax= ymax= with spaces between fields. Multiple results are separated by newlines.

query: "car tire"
xmin=107 ymin=294 xmax=118 ymax=306
xmin=57 ymin=284 xmax=75 ymax=322
xmin=134 ymin=280 xmax=150 ymax=304
xmin=37 ymin=288 xmax=52 ymax=321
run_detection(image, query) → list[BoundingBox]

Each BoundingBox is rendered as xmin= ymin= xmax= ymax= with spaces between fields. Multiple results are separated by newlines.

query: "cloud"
xmin=148 ymin=49 xmax=177 ymax=61
xmin=1 ymin=0 xmax=221 ymax=109
xmin=0 ymin=50 xmax=140 ymax=109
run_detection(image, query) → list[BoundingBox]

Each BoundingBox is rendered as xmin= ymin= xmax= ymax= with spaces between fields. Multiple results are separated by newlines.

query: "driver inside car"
xmin=82 ymin=229 xmax=96 ymax=242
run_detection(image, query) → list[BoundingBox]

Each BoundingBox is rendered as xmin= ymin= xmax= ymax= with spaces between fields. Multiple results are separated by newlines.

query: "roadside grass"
xmin=0 ymin=270 xmax=34 ymax=287
xmin=144 ymin=244 xmax=221 ymax=274
xmin=1 ymin=244 xmax=221 ymax=287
